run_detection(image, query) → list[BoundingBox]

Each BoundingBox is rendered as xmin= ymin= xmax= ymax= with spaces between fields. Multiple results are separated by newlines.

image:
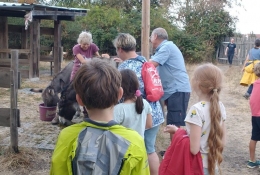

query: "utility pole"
xmin=141 ymin=0 xmax=150 ymax=60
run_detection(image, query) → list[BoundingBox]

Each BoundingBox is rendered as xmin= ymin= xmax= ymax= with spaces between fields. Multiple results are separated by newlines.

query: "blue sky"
xmin=229 ymin=0 xmax=260 ymax=34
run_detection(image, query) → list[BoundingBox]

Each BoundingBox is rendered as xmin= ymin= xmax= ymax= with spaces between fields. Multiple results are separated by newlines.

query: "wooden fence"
xmin=0 ymin=49 xmax=30 ymax=78
xmin=0 ymin=50 xmax=21 ymax=153
xmin=217 ymin=36 xmax=257 ymax=65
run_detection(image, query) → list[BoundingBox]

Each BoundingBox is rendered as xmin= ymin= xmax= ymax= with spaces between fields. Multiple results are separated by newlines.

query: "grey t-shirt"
xmin=113 ymin=99 xmax=152 ymax=138
xmin=249 ymin=48 xmax=260 ymax=60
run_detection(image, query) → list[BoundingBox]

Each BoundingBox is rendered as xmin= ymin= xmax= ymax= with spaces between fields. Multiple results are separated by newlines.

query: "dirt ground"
xmin=0 ymin=61 xmax=260 ymax=175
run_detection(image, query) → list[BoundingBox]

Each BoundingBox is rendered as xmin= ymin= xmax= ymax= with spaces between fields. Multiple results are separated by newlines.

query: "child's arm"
xmin=145 ymin=101 xmax=152 ymax=129
xmin=242 ymin=54 xmax=249 ymax=72
xmin=188 ymin=122 xmax=201 ymax=155
xmin=145 ymin=113 xmax=152 ymax=129
xmin=164 ymin=124 xmax=179 ymax=134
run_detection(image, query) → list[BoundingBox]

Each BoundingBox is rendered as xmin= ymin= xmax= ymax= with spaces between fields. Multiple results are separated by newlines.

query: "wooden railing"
xmin=0 ymin=49 xmax=30 ymax=78
xmin=40 ymin=46 xmax=64 ymax=75
xmin=0 ymin=50 xmax=21 ymax=153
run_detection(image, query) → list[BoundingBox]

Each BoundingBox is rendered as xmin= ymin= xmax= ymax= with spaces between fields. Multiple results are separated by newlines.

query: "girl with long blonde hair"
xmin=164 ymin=63 xmax=226 ymax=175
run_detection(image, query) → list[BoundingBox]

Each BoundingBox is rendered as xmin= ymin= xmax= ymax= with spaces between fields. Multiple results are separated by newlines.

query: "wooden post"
xmin=21 ymin=28 xmax=29 ymax=49
xmin=29 ymin=19 xmax=40 ymax=78
xmin=141 ymin=0 xmax=150 ymax=60
xmin=10 ymin=50 xmax=19 ymax=153
xmin=60 ymin=46 xmax=64 ymax=62
xmin=0 ymin=17 xmax=8 ymax=59
xmin=35 ymin=19 xmax=40 ymax=78
xmin=53 ymin=20 xmax=62 ymax=75
xmin=215 ymin=46 xmax=219 ymax=61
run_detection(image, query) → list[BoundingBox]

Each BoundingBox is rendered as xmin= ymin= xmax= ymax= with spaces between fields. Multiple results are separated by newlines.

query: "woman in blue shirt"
xmin=113 ymin=33 xmax=164 ymax=175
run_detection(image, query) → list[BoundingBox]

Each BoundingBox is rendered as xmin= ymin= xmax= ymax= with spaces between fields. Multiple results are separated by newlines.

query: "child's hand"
xmin=164 ymin=124 xmax=178 ymax=134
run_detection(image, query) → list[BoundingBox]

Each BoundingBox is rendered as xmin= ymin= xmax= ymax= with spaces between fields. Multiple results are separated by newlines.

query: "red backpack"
xmin=133 ymin=56 xmax=164 ymax=102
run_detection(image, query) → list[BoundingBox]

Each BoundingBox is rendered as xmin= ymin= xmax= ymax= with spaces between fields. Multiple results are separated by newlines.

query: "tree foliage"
xmin=7 ymin=0 xmax=239 ymax=62
xmin=78 ymin=6 xmax=122 ymax=55
xmin=46 ymin=0 xmax=173 ymax=11
xmin=170 ymin=0 xmax=239 ymax=62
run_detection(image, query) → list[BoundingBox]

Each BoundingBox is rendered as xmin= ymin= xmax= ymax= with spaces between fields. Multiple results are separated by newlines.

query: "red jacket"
xmin=159 ymin=129 xmax=203 ymax=175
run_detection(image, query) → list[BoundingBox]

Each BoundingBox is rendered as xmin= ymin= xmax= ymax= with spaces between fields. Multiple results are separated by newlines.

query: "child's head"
xmin=120 ymin=69 xmax=139 ymax=99
xmin=120 ymin=69 xmax=144 ymax=114
xmin=254 ymin=62 xmax=260 ymax=77
xmin=255 ymin=38 xmax=260 ymax=47
xmin=73 ymin=59 xmax=122 ymax=110
xmin=191 ymin=63 xmax=223 ymax=96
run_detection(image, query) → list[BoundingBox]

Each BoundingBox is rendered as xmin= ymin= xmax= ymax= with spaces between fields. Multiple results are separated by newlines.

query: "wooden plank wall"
xmin=0 ymin=67 xmax=21 ymax=88
xmin=218 ymin=36 xmax=257 ymax=65
xmin=0 ymin=22 xmax=58 ymax=79
xmin=0 ymin=51 xmax=20 ymax=128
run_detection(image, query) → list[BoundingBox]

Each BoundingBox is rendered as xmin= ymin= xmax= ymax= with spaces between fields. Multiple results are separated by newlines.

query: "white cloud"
xmin=228 ymin=0 xmax=260 ymax=34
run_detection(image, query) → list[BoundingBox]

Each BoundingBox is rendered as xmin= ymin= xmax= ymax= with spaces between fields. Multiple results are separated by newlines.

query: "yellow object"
xmin=240 ymin=60 xmax=260 ymax=86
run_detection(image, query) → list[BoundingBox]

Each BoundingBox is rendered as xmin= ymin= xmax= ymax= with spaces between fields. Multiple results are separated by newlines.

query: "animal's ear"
xmin=60 ymin=79 xmax=66 ymax=89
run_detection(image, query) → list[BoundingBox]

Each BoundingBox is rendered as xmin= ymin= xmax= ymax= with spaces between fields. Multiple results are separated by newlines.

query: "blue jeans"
xmin=228 ymin=54 xmax=234 ymax=65
xmin=247 ymin=84 xmax=253 ymax=95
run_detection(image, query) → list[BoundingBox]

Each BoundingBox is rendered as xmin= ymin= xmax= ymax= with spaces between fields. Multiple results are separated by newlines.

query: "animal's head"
xmin=58 ymin=81 xmax=78 ymax=121
xmin=42 ymin=85 xmax=59 ymax=107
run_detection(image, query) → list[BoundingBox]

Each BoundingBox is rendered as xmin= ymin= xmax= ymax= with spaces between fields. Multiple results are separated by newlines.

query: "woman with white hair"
xmin=70 ymin=31 xmax=108 ymax=81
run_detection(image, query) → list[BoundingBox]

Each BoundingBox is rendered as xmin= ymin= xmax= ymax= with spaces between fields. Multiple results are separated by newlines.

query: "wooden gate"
xmin=217 ymin=36 xmax=257 ymax=65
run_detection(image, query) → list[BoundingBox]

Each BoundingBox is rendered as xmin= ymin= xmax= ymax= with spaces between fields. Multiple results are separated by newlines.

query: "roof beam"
xmin=32 ymin=10 xmax=86 ymax=17
xmin=0 ymin=11 xmax=26 ymax=18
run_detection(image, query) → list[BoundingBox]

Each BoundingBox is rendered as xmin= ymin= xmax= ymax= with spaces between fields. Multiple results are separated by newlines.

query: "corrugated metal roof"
xmin=0 ymin=2 xmax=87 ymax=12
xmin=0 ymin=2 xmax=32 ymax=10
xmin=0 ymin=2 xmax=87 ymax=20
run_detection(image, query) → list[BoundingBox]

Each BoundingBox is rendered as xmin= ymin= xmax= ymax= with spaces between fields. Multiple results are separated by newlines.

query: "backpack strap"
xmin=128 ymin=55 xmax=146 ymax=64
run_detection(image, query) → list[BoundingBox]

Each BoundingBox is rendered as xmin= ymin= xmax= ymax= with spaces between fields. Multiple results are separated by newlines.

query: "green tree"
xmin=77 ymin=6 xmax=122 ymax=55
xmin=38 ymin=0 xmax=239 ymax=62
xmin=171 ymin=0 xmax=239 ymax=61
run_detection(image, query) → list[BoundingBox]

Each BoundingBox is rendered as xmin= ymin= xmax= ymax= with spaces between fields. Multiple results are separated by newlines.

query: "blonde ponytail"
xmin=208 ymin=90 xmax=223 ymax=175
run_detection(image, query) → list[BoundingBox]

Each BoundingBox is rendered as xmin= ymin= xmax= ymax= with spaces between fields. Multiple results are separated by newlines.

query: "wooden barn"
xmin=0 ymin=2 xmax=87 ymax=78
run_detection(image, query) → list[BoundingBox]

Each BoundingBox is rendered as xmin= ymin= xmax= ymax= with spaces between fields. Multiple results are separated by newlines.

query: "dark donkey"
xmin=57 ymin=57 xmax=118 ymax=125
xmin=42 ymin=61 xmax=83 ymax=125
xmin=41 ymin=61 xmax=74 ymax=107
xmin=58 ymin=80 xmax=81 ymax=126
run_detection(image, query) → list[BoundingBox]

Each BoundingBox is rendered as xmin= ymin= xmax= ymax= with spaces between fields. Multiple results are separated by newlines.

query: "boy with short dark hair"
xmin=247 ymin=62 xmax=260 ymax=168
xmin=50 ymin=59 xmax=149 ymax=175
